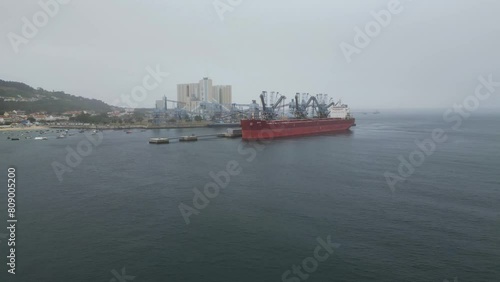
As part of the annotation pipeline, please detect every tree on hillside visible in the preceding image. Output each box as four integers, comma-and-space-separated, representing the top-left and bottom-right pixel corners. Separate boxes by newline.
70, 113, 92, 123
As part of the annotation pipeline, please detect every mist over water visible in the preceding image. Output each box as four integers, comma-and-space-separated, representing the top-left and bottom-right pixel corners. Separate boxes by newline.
2, 1, 500, 281
0, 111, 498, 281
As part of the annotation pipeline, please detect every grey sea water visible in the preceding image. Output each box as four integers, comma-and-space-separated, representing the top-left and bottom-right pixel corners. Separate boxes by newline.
0, 110, 499, 282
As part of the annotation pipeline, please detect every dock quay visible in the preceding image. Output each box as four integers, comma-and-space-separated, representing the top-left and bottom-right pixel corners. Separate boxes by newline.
149, 138, 169, 144
148, 128, 242, 144
179, 135, 198, 142
217, 128, 242, 138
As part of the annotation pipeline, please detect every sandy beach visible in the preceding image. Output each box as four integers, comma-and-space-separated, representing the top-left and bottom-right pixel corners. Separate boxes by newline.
0, 126, 50, 132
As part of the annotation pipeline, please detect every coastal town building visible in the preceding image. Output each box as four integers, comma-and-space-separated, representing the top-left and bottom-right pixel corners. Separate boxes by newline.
177, 77, 232, 111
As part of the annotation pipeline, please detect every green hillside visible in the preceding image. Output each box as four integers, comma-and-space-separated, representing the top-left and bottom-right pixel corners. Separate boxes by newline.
0, 79, 112, 114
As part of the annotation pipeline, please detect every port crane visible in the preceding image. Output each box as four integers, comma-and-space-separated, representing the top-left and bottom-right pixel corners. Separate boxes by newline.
290, 93, 342, 119
259, 91, 286, 120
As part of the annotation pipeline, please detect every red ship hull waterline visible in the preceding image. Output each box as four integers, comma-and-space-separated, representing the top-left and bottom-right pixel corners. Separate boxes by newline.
240, 118, 355, 141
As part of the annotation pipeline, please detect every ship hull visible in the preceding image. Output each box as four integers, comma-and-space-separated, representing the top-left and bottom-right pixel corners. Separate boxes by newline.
240, 118, 355, 140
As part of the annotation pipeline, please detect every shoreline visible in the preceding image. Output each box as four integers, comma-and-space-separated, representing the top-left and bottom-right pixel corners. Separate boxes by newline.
0, 126, 50, 132
0, 125, 207, 132
48, 122, 240, 130
1, 122, 241, 132
48, 124, 212, 130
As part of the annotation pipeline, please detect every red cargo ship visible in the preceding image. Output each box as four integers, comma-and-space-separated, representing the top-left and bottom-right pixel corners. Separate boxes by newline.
241, 92, 355, 140
241, 118, 355, 140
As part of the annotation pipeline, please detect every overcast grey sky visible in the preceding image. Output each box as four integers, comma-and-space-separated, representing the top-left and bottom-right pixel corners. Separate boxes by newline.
1, 0, 499, 109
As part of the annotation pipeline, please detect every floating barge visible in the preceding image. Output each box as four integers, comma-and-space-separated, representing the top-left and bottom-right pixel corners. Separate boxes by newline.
179, 135, 198, 142
149, 138, 169, 144
217, 128, 242, 138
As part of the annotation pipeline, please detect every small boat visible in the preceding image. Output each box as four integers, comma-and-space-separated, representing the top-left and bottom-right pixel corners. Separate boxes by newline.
56, 134, 66, 139
11, 137, 20, 141
34, 137, 48, 140
126, 131, 132, 134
